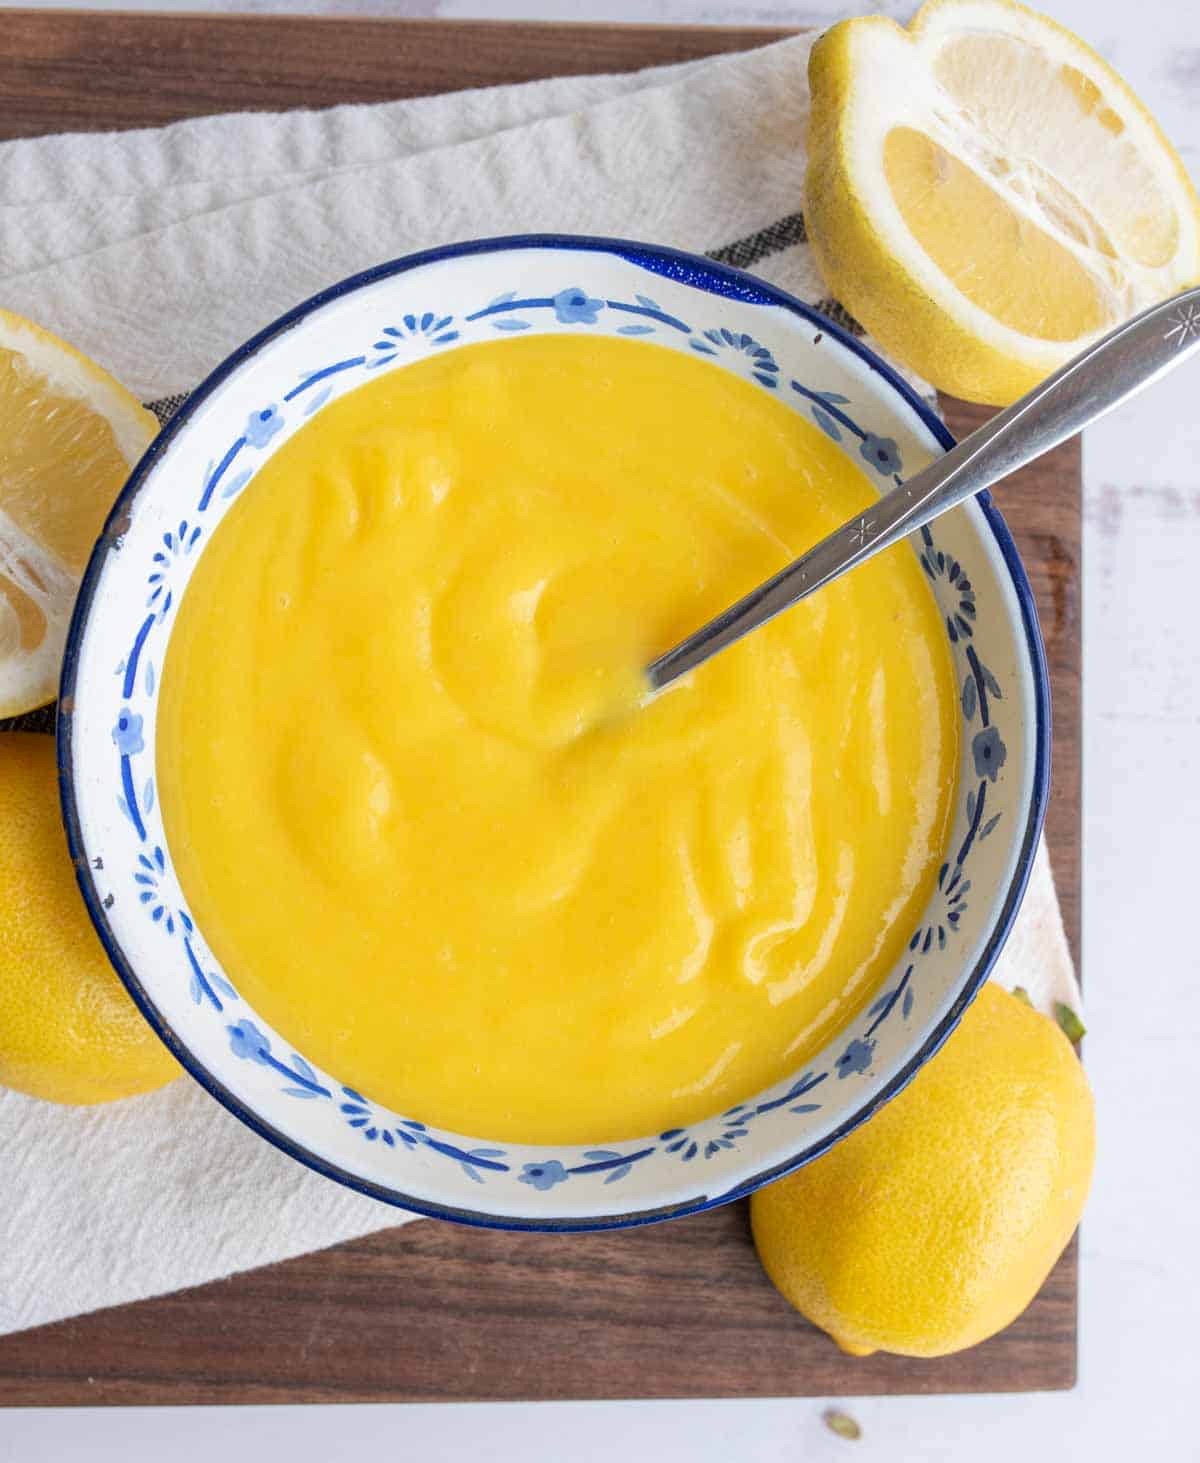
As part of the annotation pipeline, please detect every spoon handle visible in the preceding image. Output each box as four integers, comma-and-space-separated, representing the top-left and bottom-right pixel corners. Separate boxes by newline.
647, 286, 1200, 692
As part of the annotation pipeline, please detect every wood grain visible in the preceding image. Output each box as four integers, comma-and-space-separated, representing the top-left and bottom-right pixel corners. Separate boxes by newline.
0, 11, 789, 141
0, 11, 1079, 1404
0, 1213, 1076, 1406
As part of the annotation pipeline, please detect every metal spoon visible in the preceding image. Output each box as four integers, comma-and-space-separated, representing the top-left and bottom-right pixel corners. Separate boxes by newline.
646, 286, 1200, 693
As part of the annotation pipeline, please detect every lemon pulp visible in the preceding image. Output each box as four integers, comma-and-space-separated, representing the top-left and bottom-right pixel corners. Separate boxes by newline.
0, 309, 157, 716
158, 336, 958, 1142
805, 0, 1200, 404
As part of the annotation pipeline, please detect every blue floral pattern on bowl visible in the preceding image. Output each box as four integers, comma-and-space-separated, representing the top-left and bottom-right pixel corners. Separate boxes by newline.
59, 237, 1047, 1230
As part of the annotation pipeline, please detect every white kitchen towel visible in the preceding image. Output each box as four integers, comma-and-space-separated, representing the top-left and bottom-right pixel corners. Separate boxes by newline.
0, 32, 1081, 1337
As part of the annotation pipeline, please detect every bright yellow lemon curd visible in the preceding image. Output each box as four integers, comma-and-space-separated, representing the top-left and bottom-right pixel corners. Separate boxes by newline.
158, 336, 958, 1142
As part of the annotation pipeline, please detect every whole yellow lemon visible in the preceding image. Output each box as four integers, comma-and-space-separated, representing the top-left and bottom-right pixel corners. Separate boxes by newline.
0, 733, 179, 1104
750, 983, 1094, 1357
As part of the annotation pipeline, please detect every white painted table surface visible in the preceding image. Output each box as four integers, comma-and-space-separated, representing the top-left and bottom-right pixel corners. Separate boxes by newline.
1, 1, 1196, 1460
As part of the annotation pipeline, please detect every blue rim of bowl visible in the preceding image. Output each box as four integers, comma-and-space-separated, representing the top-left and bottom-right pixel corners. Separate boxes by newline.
56, 233, 1051, 1233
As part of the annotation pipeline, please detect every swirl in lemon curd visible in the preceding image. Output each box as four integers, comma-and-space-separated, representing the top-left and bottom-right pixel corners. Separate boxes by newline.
158, 336, 957, 1143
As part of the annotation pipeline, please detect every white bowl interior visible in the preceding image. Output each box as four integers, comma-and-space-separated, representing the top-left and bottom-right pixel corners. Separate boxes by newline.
62, 241, 1045, 1227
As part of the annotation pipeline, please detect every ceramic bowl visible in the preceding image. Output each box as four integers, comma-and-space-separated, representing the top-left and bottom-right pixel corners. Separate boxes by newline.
59, 236, 1048, 1230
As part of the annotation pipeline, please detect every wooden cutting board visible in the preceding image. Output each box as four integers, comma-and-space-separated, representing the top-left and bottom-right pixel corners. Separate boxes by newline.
0, 10, 1080, 1403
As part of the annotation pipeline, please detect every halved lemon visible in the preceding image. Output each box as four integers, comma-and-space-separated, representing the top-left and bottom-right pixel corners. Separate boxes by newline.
806, 0, 1200, 404
0, 310, 157, 718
